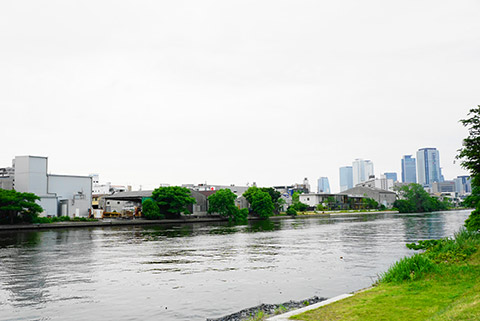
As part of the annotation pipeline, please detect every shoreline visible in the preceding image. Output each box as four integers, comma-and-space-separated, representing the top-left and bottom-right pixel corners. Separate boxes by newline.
0, 210, 400, 232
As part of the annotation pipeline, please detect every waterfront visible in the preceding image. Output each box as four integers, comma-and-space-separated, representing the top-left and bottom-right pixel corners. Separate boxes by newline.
0, 210, 471, 321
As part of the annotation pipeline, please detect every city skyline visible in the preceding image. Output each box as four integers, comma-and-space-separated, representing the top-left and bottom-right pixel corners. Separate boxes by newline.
2, 144, 466, 195
1, 1, 476, 193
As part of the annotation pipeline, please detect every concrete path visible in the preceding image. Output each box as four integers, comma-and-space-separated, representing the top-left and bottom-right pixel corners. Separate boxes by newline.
266, 293, 353, 321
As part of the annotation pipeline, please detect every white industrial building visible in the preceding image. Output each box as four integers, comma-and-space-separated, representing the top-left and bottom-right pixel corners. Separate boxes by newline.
5, 156, 92, 218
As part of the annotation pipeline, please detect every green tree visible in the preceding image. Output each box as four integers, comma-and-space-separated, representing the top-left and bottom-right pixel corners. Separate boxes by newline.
142, 198, 164, 220
291, 202, 308, 212
0, 189, 43, 224
286, 207, 297, 216
243, 186, 259, 204
244, 187, 275, 219
393, 183, 448, 213
326, 196, 336, 210
151, 186, 196, 219
259, 187, 282, 214
292, 191, 301, 204
208, 189, 242, 222
457, 105, 480, 231
363, 197, 379, 209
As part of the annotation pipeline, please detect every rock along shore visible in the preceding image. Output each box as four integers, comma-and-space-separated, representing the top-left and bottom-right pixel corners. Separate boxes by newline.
206, 296, 326, 321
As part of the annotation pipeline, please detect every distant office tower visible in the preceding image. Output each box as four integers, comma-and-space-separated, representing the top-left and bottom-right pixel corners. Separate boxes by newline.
416, 148, 443, 187
384, 172, 398, 182
454, 175, 472, 195
339, 166, 353, 192
401, 155, 417, 183
317, 177, 331, 194
352, 159, 374, 186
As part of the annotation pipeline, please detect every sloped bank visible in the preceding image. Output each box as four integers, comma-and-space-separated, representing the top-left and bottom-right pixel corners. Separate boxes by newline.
286, 229, 480, 321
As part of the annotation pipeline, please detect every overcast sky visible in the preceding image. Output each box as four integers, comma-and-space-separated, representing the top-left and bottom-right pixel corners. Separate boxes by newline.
1, 1, 479, 192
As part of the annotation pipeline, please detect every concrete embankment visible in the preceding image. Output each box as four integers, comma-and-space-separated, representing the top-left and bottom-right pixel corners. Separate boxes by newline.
0, 210, 399, 232
0, 217, 232, 231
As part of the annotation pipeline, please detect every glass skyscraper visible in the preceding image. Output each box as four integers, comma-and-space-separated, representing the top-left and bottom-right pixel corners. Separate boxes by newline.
317, 177, 331, 193
339, 166, 353, 192
401, 155, 417, 183
416, 148, 443, 187
384, 172, 398, 182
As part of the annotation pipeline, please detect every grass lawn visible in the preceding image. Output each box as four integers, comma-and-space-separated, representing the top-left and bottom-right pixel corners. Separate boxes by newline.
291, 232, 480, 321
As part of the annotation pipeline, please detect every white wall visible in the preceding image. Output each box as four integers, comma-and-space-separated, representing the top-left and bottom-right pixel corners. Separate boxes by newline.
299, 194, 321, 207
14, 156, 49, 195
37, 196, 59, 217
48, 175, 92, 217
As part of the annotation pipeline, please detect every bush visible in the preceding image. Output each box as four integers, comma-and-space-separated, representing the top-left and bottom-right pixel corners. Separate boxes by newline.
292, 202, 308, 212
286, 207, 297, 216
407, 229, 480, 263
465, 209, 480, 232
380, 254, 436, 283
32, 216, 72, 223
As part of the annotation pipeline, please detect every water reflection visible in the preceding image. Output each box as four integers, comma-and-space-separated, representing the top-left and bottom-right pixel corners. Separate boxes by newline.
0, 210, 471, 321
0, 229, 96, 313
245, 219, 280, 232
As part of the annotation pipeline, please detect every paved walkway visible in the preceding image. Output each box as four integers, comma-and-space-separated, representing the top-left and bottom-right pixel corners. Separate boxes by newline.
266, 293, 353, 321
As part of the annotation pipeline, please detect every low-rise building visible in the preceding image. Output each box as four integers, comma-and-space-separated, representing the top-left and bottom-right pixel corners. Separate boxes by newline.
3, 156, 92, 217
356, 176, 395, 192
0, 167, 14, 190
299, 193, 367, 210
432, 181, 456, 194
182, 183, 249, 196
341, 186, 397, 208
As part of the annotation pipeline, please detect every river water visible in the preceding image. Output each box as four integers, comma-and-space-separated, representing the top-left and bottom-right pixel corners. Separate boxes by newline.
0, 210, 471, 321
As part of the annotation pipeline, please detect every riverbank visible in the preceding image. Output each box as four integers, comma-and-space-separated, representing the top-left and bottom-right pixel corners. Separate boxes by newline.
286, 229, 480, 321
0, 210, 399, 231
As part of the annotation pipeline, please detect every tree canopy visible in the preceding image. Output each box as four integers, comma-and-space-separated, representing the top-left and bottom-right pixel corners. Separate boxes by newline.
207, 189, 244, 222
243, 187, 275, 219
0, 189, 43, 224
151, 186, 196, 219
142, 198, 163, 220
393, 183, 449, 213
457, 105, 480, 231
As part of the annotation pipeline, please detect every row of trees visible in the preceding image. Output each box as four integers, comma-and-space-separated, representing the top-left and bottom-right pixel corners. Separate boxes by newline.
207, 186, 283, 222
0, 189, 43, 224
141, 186, 284, 222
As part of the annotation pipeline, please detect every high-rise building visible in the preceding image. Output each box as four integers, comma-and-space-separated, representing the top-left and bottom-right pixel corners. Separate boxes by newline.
416, 148, 443, 187
317, 177, 331, 194
339, 166, 353, 192
401, 155, 417, 183
383, 172, 398, 182
352, 159, 374, 186
454, 175, 472, 195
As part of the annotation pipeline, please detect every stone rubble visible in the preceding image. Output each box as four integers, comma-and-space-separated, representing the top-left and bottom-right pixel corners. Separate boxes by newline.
206, 296, 326, 321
